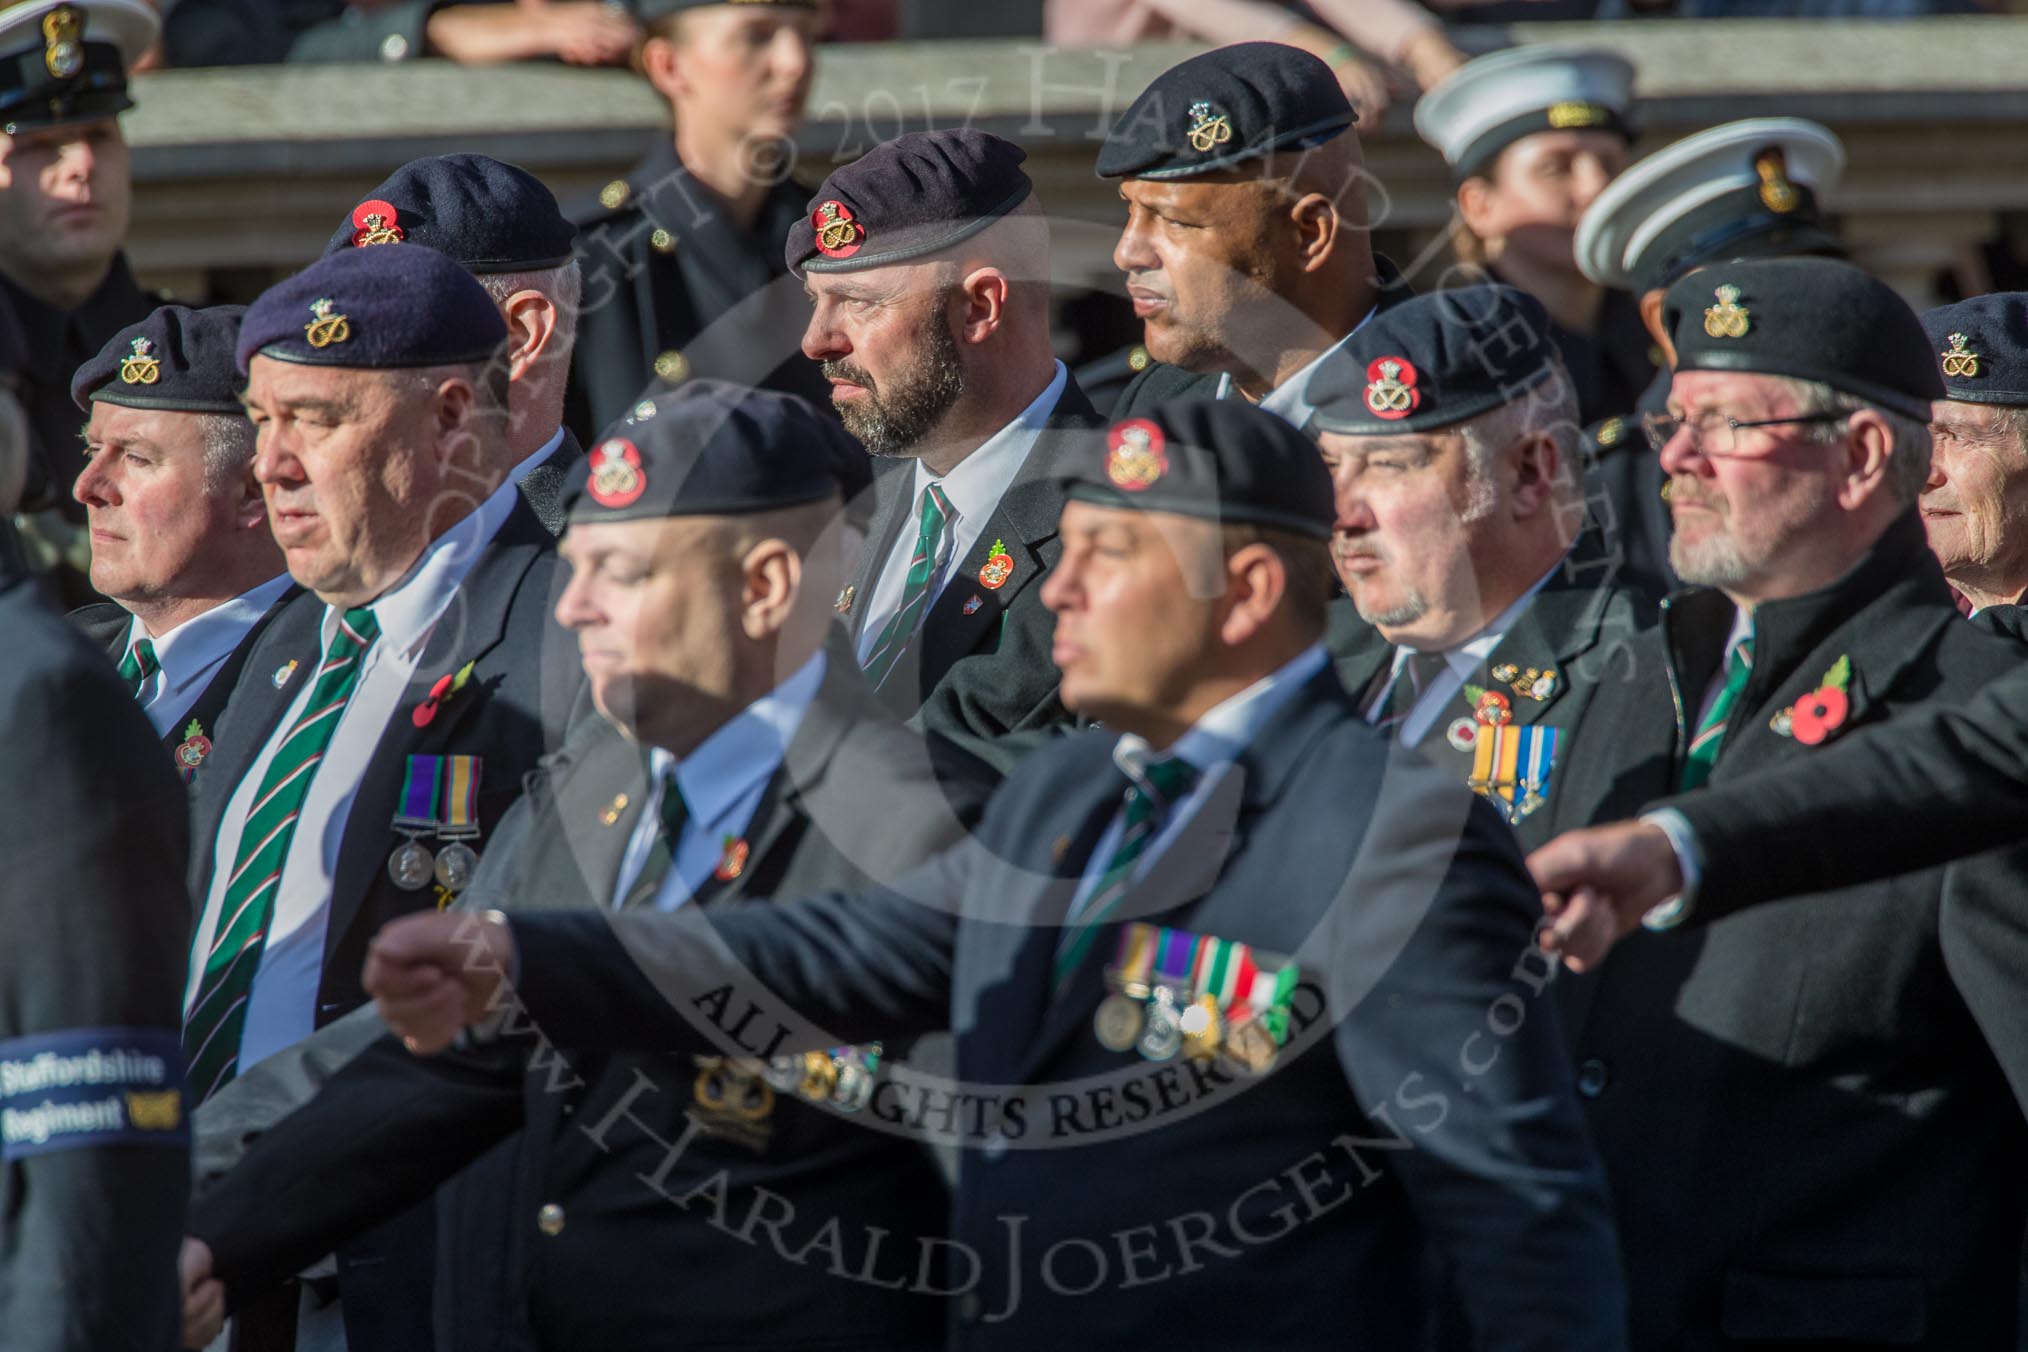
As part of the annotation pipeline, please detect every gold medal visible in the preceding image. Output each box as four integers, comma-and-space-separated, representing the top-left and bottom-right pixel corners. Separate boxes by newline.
1093, 992, 1145, 1053
798, 1050, 839, 1102
1222, 1015, 1279, 1075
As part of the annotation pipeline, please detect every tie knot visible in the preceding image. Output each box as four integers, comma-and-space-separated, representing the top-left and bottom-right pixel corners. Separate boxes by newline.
658, 767, 691, 840
334, 606, 381, 655
1730, 636, 1754, 672
121, 636, 159, 683
1137, 756, 1199, 810
922, 482, 952, 529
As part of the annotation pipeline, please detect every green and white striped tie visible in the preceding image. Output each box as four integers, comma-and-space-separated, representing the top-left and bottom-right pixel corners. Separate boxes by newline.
183, 607, 380, 1103
117, 636, 159, 698
861, 483, 952, 691
1680, 635, 1752, 792
1052, 757, 1201, 994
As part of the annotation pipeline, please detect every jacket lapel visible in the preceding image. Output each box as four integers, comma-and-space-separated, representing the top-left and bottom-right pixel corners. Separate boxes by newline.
842, 461, 917, 642
324, 504, 550, 951
914, 379, 1101, 686
1013, 669, 1347, 1079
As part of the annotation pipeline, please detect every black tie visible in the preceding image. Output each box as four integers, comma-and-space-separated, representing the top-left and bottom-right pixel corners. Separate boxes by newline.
1378, 650, 1446, 728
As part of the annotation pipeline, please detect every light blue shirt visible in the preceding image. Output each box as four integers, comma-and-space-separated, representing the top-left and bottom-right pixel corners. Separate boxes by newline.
613, 648, 827, 911
124, 572, 294, 737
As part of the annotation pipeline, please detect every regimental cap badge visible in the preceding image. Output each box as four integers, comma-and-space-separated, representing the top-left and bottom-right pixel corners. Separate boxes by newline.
1547, 101, 1608, 129
812, 199, 864, 260
1942, 332, 1981, 379
1363, 356, 1420, 420
1753, 147, 1800, 214
42, 4, 83, 80
350, 198, 405, 247
1106, 419, 1168, 491
1186, 100, 1233, 155
587, 436, 646, 509
304, 297, 351, 348
119, 336, 160, 385
1703, 284, 1750, 340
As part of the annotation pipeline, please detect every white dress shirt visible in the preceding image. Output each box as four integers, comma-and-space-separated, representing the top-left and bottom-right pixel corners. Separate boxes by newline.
1212, 303, 1381, 429
124, 572, 294, 738
611, 649, 827, 911
185, 475, 524, 1074
1368, 559, 1563, 749
855, 361, 1068, 663
1067, 644, 1329, 922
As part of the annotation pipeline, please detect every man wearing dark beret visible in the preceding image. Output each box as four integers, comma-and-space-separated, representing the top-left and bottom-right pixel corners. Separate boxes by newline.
0, 277, 193, 1352
0, 0, 160, 604
366, 396, 1629, 1351
1100, 41, 1411, 427
174, 244, 578, 1352
793, 127, 1102, 746
321, 152, 586, 533
1310, 285, 1657, 851
64, 304, 296, 768
181, 381, 992, 1352
1913, 294, 2028, 638
567, 0, 831, 444
1524, 256, 2028, 1352
1574, 117, 1849, 599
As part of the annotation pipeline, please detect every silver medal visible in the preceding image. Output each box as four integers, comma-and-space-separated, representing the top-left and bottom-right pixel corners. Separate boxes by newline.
1135, 991, 1184, 1062
388, 838, 434, 891
434, 841, 480, 892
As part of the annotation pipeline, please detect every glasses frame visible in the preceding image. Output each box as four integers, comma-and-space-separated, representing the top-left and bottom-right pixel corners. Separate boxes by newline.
1640, 410, 1850, 455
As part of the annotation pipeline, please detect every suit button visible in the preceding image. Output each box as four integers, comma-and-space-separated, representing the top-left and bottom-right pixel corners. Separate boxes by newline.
537, 1203, 566, 1237
981, 1133, 1009, 1163
958, 1291, 982, 1325
1576, 1059, 1609, 1099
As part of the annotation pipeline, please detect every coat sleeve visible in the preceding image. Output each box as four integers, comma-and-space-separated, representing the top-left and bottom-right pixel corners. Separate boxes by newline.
1663, 662, 2028, 916
0, 644, 192, 1352
1328, 762, 1628, 1351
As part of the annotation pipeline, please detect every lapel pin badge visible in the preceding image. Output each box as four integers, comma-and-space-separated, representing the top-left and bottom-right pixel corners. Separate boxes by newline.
272, 658, 299, 689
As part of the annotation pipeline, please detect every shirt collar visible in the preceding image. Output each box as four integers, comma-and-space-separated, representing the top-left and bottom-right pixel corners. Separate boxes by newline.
655, 647, 828, 832
911, 360, 1067, 524
334, 472, 523, 659
511, 428, 566, 486
1112, 643, 1329, 781
133, 572, 294, 683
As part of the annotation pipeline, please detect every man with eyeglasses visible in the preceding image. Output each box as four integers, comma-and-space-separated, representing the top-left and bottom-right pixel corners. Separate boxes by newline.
1530, 255, 2028, 1352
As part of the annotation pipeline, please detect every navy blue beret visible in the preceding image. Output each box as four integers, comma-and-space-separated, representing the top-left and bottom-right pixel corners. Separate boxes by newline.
566, 380, 867, 525
1663, 257, 1943, 422
1064, 399, 1332, 539
786, 129, 1031, 277
1095, 42, 1355, 181
318, 153, 575, 274
1311, 286, 1560, 436
237, 246, 508, 374
1922, 294, 2028, 408
72, 303, 247, 414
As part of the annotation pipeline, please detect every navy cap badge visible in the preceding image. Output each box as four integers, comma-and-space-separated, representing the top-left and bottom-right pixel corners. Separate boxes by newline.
42, 5, 83, 80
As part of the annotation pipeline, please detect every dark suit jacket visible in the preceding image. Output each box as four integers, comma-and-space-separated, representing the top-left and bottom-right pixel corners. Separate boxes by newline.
1326, 531, 1658, 851
1542, 513, 2028, 1351
563, 139, 831, 445
185, 497, 575, 1351
191, 652, 994, 1352
0, 562, 191, 1352
503, 664, 1628, 1350
69, 586, 303, 764
843, 377, 1101, 745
